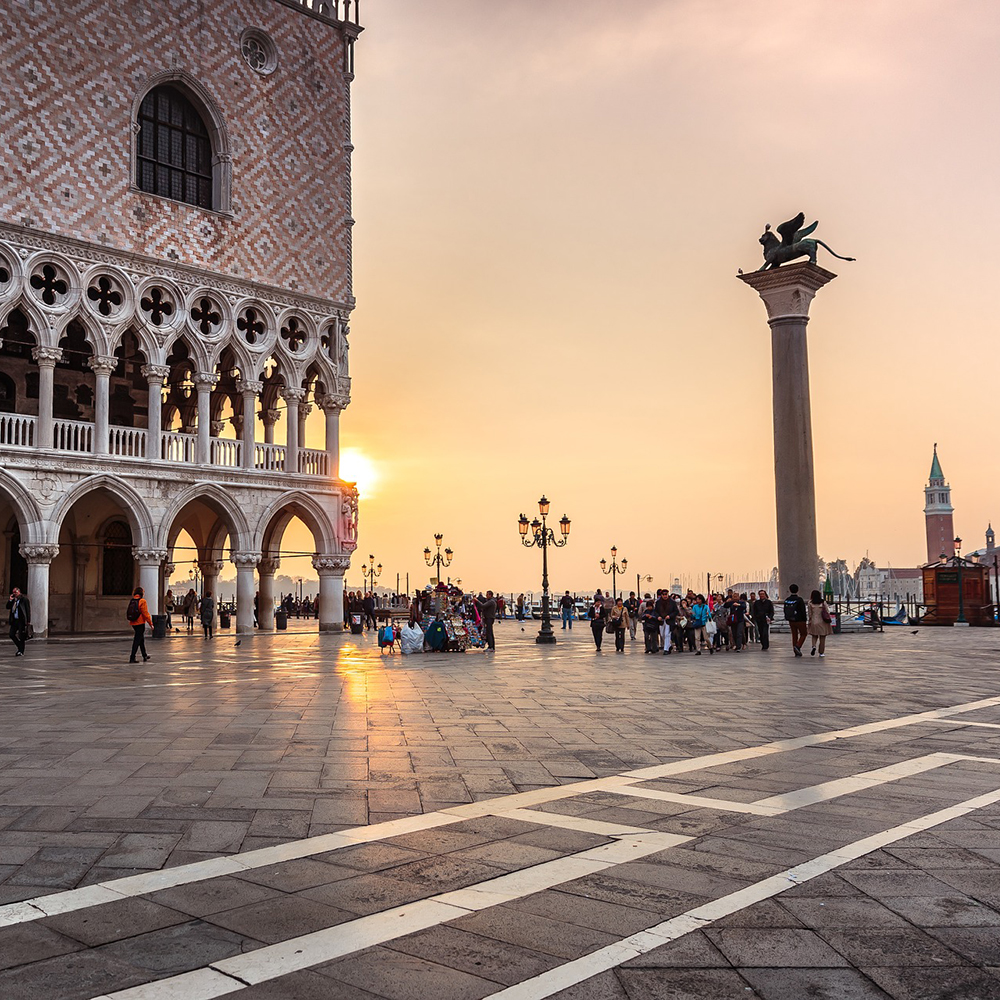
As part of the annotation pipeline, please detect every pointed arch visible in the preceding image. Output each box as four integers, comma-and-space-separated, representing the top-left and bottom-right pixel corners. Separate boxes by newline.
160, 482, 252, 552
256, 490, 338, 557
0, 470, 44, 545
51, 475, 156, 548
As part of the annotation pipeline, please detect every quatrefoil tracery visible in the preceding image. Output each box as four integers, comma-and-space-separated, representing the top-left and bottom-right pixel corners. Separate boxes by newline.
29, 264, 68, 305
191, 297, 222, 336
280, 316, 306, 352
87, 275, 123, 317
238, 307, 266, 345
140, 286, 174, 326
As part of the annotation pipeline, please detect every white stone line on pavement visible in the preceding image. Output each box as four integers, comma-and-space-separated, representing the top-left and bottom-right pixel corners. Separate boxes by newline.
481, 783, 1000, 1000
89, 833, 689, 999
928, 718, 1000, 730
499, 808, 655, 836
6, 691, 1000, 930
606, 786, 783, 816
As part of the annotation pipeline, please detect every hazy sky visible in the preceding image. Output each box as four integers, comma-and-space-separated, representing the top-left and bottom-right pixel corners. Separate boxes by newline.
288, 0, 1000, 595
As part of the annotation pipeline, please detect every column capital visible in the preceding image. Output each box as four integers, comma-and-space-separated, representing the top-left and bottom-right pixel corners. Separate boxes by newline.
141, 364, 170, 382
317, 392, 351, 413
88, 354, 118, 377
231, 551, 261, 570
133, 546, 168, 565
237, 379, 264, 396
198, 559, 226, 575
737, 262, 837, 323
258, 556, 281, 575
262, 408, 281, 425
193, 372, 219, 389
163, 562, 176, 578
31, 346, 63, 368
20, 543, 59, 564
210, 419, 226, 437
279, 386, 307, 403
299, 403, 313, 419
313, 554, 351, 574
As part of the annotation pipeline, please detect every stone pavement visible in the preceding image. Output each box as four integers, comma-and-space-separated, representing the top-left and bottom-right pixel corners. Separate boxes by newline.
2, 622, 1000, 998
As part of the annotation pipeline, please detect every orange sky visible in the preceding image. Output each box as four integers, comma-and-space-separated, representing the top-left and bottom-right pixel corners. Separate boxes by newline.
281, 0, 1000, 595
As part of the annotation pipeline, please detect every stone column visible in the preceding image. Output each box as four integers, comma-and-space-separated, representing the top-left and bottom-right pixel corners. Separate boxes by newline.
231, 551, 260, 635
72, 547, 90, 633
298, 403, 312, 455
262, 408, 280, 445
133, 547, 167, 616
194, 372, 219, 465
280, 387, 306, 474
31, 347, 62, 450
317, 392, 350, 478
20, 543, 58, 639
257, 556, 280, 631
313, 554, 350, 632
89, 355, 118, 455
237, 379, 263, 471
141, 364, 169, 461
739, 262, 836, 596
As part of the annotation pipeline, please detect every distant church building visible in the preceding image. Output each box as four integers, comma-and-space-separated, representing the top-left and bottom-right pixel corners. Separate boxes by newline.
0, 1, 363, 635
924, 444, 955, 564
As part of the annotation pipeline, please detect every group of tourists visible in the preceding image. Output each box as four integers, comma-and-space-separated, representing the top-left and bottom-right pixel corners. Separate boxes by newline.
583, 584, 833, 657
163, 588, 217, 639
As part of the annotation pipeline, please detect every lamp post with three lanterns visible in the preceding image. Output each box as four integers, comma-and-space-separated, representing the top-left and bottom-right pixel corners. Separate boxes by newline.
424, 534, 453, 584
600, 546, 627, 602
363, 554, 382, 596
518, 496, 571, 645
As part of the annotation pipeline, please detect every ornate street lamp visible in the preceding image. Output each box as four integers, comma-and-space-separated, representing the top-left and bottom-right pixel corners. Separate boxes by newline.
518, 496, 570, 645
363, 553, 382, 595
599, 546, 627, 602
424, 533, 453, 584
954, 536, 967, 625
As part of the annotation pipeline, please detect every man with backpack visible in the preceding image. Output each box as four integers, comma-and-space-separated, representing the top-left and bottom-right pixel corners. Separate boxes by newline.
783, 584, 808, 657
127, 586, 153, 663
624, 592, 639, 641
559, 591, 574, 629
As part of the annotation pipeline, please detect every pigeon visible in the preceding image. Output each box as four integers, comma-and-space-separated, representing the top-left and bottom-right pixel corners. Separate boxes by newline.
910, 630, 918, 635
737, 268, 744, 274
235, 640, 242, 646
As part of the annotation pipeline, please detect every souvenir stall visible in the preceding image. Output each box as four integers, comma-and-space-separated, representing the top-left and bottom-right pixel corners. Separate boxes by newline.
419, 586, 486, 652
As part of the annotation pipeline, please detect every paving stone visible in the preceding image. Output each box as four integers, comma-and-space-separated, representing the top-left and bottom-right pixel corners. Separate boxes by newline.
779, 896, 912, 929
614, 967, 754, 999
878, 894, 1000, 928
549, 970, 630, 999
924, 927, 1000, 965
0, 921, 85, 971
300, 871, 433, 915
41, 897, 189, 946
98, 919, 261, 974
705, 927, 851, 968
144, 874, 283, 916
861, 965, 1000, 1000
205, 893, 355, 943
622, 930, 731, 968
815, 927, 970, 967
738, 967, 892, 999
237, 969, 383, 998
0, 948, 148, 999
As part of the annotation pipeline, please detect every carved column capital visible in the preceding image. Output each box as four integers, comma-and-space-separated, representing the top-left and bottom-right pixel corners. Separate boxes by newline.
133, 547, 168, 566
299, 403, 313, 419
279, 386, 307, 404
198, 559, 226, 575
88, 354, 118, 377
31, 346, 63, 368
141, 364, 170, 383
236, 379, 264, 396
258, 556, 281, 576
262, 408, 281, 425
313, 554, 351, 574
317, 392, 351, 413
163, 563, 176, 578
193, 372, 219, 390
231, 551, 261, 570
210, 420, 226, 437
20, 543, 59, 564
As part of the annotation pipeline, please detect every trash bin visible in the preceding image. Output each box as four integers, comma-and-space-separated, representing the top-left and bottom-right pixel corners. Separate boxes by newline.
151, 614, 167, 640
275, 610, 288, 630
219, 611, 231, 629
350, 613, 363, 635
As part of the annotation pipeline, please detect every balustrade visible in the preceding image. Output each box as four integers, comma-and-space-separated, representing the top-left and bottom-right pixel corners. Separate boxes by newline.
0, 413, 36, 448
210, 437, 242, 468
255, 442, 286, 472
162, 431, 196, 464
52, 418, 93, 454
109, 426, 147, 459
299, 448, 329, 477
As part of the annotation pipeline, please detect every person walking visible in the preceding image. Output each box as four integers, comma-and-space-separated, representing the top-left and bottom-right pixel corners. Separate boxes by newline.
752, 590, 774, 650
625, 592, 639, 642
475, 590, 497, 650
164, 589, 175, 630
183, 588, 197, 631
639, 599, 661, 654
726, 593, 747, 652
609, 597, 630, 653
559, 591, 574, 630
807, 589, 834, 657
362, 591, 376, 630
783, 584, 808, 657
127, 586, 153, 663
589, 596, 608, 651
655, 590, 678, 654
690, 594, 713, 654
516, 593, 525, 621
200, 591, 216, 639
6, 587, 31, 657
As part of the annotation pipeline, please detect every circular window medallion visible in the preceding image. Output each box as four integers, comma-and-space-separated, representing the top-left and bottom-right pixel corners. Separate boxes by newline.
240, 28, 278, 76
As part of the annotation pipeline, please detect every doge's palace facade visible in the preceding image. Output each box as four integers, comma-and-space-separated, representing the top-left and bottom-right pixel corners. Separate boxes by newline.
0, 0, 362, 635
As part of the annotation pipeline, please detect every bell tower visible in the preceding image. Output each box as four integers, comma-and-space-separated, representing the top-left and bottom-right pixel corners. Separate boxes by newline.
924, 444, 955, 563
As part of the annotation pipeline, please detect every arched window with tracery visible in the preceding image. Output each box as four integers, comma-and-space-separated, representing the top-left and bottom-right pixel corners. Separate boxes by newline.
136, 86, 213, 210
102, 520, 134, 596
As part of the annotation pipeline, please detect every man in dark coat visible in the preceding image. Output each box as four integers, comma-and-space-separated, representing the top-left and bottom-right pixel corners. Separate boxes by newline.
475, 590, 497, 650
751, 590, 775, 651
7, 587, 31, 656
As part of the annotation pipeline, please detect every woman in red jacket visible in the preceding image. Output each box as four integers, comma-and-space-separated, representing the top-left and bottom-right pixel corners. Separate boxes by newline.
128, 586, 153, 663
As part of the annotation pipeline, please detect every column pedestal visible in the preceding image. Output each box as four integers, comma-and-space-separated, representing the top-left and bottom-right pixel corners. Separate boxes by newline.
739, 263, 836, 596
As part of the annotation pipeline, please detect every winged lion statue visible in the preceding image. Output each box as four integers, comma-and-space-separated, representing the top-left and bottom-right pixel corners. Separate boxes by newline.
757, 213, 855, 271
